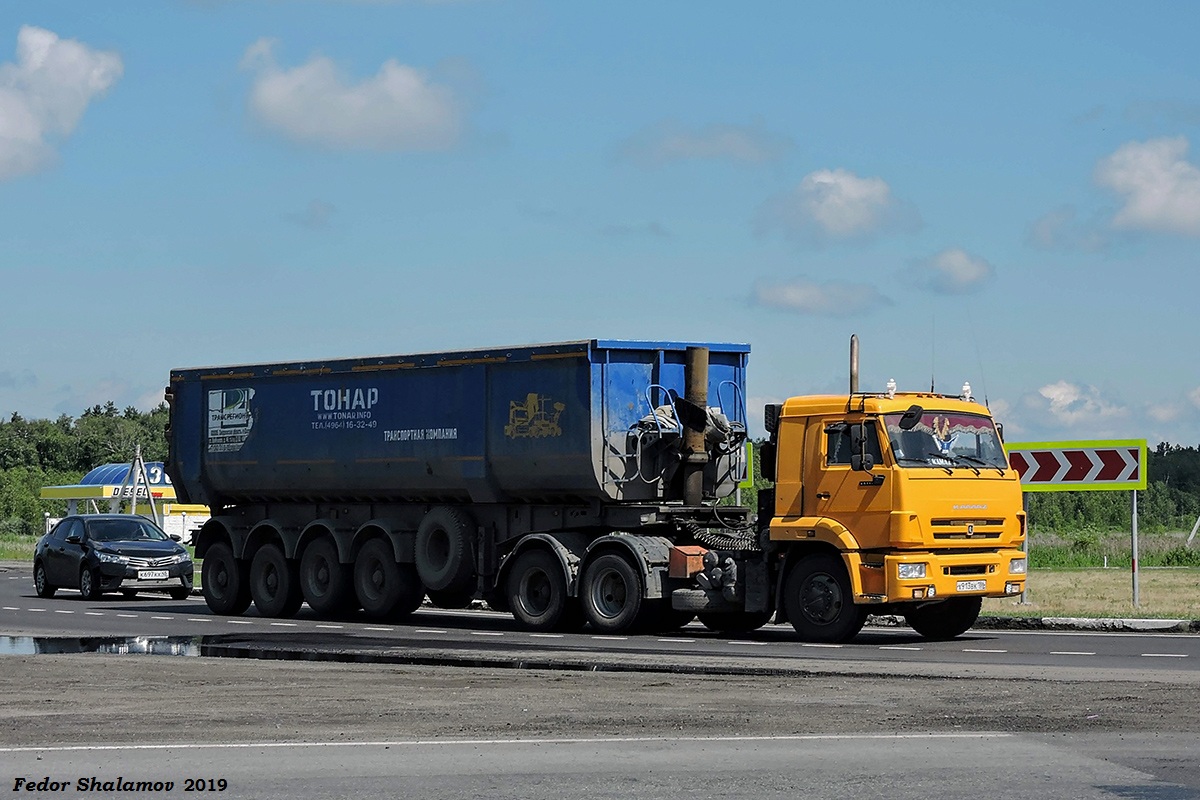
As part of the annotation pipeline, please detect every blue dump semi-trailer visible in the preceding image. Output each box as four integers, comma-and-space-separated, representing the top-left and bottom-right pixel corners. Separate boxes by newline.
167, 340, 762, 634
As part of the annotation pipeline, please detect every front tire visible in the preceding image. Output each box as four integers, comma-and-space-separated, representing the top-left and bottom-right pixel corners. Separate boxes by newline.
78, 567, 101, 601
905, 596, 982, 640
201, 541, 252, 615
249, 544, 303, 618
34, 561, 56, 598
783, 554, 867, 643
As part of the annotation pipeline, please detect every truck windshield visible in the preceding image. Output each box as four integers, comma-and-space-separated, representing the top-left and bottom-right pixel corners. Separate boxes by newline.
883, 411, 1007, 471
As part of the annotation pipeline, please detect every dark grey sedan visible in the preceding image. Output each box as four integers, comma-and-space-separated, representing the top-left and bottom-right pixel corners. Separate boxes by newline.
33, 514, 194, 601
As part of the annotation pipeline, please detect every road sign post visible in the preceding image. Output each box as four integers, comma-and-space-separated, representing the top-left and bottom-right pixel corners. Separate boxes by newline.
1006, 439, 1148, 607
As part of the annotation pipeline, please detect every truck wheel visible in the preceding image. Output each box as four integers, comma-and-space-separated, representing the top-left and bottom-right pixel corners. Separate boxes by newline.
580, 553, 646, 634
905, 597, 982, 640
415, 507, 476, 593
250, 544, 303, 618
201, 541, 251, 615
507, 549, 578, 632
300, 538, 355, 615
353, 539, 424, 620
783, 554, 867, 643
698, 610, 772, 634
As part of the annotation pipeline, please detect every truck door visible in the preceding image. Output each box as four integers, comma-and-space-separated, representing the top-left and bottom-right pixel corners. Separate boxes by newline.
805, 418, 892, 548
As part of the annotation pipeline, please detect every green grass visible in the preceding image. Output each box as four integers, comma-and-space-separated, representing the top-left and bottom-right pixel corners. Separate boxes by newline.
0, 533, 36, 561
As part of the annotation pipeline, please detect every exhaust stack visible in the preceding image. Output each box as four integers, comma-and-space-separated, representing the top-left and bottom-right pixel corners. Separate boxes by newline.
682, 346, 709, 506
849, 334, 859, 394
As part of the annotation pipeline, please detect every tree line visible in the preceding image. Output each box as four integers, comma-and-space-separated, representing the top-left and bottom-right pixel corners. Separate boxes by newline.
1, 406, 1199, 538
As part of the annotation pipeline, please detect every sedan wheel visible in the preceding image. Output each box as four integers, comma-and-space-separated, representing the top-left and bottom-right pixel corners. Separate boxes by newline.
34, 562, 56, 598
78, 567, 101, 601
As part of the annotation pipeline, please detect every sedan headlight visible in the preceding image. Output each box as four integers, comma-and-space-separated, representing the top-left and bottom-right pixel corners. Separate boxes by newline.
897, 562, 927, 580
1009, 557, 1027, 575
96, 551, 129, 565
173, 551, 193, 565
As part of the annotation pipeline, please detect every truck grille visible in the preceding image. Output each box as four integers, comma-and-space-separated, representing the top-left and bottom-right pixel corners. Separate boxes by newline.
944, 564, 990, 576
931, 518, 1004, 540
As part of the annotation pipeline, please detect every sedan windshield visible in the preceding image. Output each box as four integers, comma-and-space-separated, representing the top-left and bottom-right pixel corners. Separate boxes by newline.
884, 411, 1008, 471
86, 519, 170, 542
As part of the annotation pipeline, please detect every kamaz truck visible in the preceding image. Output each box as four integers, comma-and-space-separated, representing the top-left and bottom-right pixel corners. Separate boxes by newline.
165, 337, 1026, 642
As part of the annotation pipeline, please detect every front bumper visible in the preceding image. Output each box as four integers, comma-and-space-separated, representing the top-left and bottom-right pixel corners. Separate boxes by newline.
851, 549, 1026, 604
96, 561, 194, 593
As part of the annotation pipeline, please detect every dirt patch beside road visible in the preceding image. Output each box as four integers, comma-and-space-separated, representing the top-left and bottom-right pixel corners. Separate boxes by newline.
2, 655, 1198, 747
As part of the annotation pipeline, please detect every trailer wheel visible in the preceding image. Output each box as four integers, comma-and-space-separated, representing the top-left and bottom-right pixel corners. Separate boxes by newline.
201, 541, 251, 616
580, 553, 646, 634
353, 539, 424, 620
300, 538, 355, 615
250, 544, 303, 618
415, 507, 476, 593
698, 610, 771, 634
904, 596, 982, 640
783, 554, 867, 643
507, 549, 581, 632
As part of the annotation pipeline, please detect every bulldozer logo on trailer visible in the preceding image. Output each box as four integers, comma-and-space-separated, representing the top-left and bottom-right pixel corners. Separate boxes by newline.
505, 393, 565, 439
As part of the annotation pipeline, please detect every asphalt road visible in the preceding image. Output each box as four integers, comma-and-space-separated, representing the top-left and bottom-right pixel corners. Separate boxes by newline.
3, 563, 1198, 675
4, 560, 1200, 798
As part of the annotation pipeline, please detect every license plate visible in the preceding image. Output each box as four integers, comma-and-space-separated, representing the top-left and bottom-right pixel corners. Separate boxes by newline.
138, 570, 169, 580
956, 579, 987, 592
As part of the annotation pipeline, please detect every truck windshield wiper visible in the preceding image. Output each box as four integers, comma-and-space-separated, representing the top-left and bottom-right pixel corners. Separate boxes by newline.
956, 453, 1006, 475
895, 455, 953, 474
925, 452, 975, 474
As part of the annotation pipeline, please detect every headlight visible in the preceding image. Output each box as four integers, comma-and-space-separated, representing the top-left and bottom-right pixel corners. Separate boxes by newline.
897, 562, 927, 580
96, 551, 128, 565
173, 552, 193, 565
1009, 557, 1027, 575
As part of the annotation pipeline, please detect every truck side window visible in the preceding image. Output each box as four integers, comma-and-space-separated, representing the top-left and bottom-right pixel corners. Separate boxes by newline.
826, 421, 882, 466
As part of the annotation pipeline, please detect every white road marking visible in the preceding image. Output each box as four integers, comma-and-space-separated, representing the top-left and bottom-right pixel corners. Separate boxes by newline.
53, 610, 73, 614
28, 608, 47, 613
729, 640, 766, 646
269, 622, 297, 627
529, 633, 563, 639
2, 606, 19, 611
1141, 653, 1188, 658
591, 636, 628, 641
879, 645, 922, 651
116, 613, 137, 618
801, 643, 842, 649
963, 648, 1007, 653
470, 631, 504, 637
186, 618, 211, 623
415, 629, 447, 634
0, 732, 1013, 754
226, 620, 253, 625
363, 626, 393, 632
657, 638, 695, 643
151, 616, 174, 620
84, 612, 103, 617
315, 624, 344, 629
1050, 651, 1095, 656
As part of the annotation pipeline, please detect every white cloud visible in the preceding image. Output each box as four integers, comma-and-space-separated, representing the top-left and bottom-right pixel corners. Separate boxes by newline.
907, 248, 994, 294
752, 277, 890, 317
1095, 136, 1200, 235
756, 168, 918, 244
241, 38, 462, 150
618, 120, 792, 167
1035, 380, 1126, 426
0, 26, 122, 180
1188, 387, 1200, 410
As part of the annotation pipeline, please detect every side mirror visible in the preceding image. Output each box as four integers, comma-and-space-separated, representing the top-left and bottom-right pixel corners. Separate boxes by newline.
65, 534, 81, 545
849, 423, 874, 472
995, 423, 1005, 442
170, 534, 182, 542
898, 405, 924, 431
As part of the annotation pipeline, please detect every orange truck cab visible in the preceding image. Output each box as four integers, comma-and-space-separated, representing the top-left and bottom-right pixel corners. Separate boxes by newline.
760, 390, 1026, 642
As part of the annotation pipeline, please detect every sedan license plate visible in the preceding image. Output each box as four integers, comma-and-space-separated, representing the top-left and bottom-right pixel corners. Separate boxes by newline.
138, 570, 169, 581
956, 579, 987, 592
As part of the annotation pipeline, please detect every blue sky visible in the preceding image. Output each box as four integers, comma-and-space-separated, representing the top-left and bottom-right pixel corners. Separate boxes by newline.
1, 2, 1198, 445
